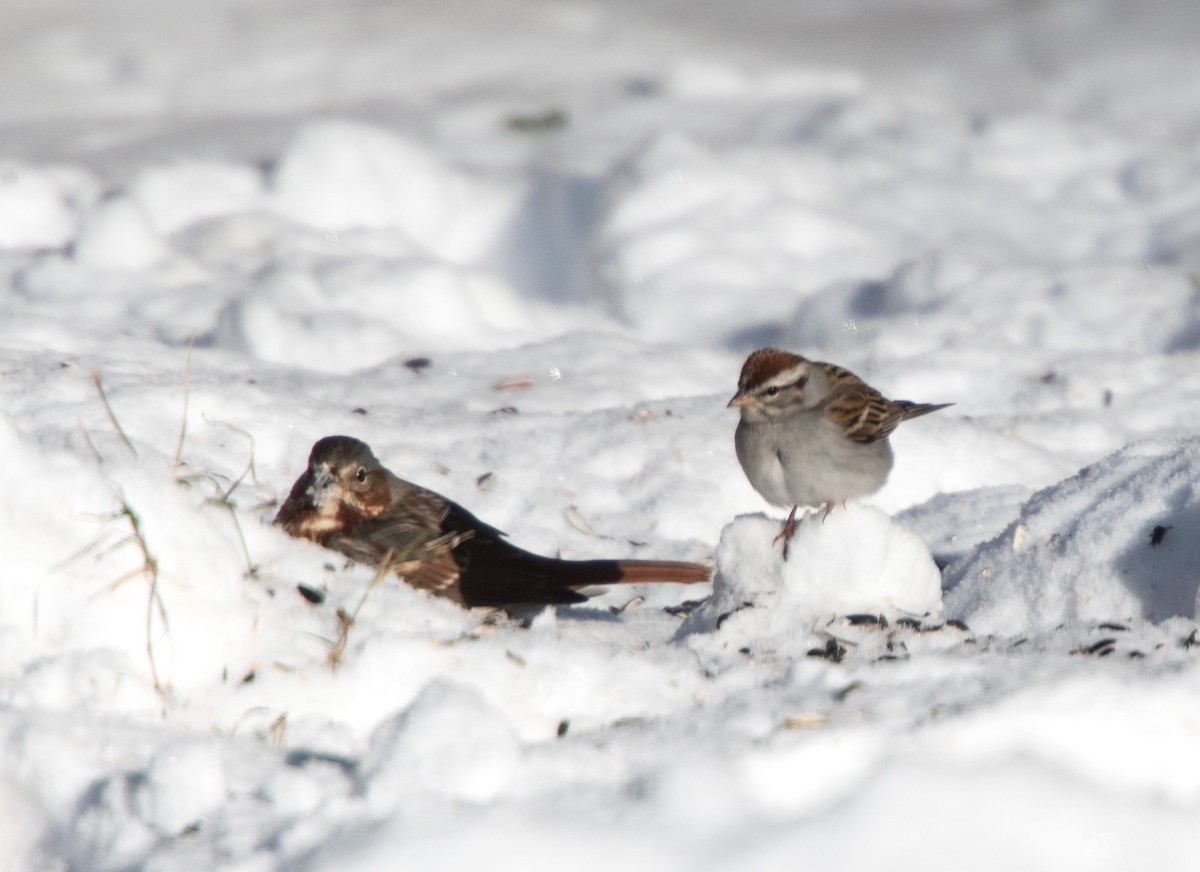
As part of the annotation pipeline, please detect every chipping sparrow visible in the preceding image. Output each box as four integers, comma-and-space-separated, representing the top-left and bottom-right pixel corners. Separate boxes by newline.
276, 436, 711, 607
728, 348, 951, 557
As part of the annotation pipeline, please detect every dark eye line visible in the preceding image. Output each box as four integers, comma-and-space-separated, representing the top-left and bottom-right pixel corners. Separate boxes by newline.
764, 375, 807, 398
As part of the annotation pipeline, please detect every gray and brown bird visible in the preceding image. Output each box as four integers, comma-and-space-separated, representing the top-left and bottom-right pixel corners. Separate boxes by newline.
276, 436, 711, 608
729, 348, 951, 556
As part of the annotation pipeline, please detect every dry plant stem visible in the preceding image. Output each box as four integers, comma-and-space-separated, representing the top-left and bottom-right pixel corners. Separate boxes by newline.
172, 340, 194, 469
220, 502, 256, 576
179, 468, 258, 577
118, 491, 171, 697
226, 706, 288, 745
204, 416, 267, 494
328, 548, 396, 668
267, 712, 288, 746
176, 413, 262, 576
78, 423, 104, 464
92, 370, 137, 458
211, 430, 261, 576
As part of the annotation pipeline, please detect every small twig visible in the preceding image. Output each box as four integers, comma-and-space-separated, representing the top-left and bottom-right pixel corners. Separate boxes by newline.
211, 497, 256, 577
328, 549, 396, 668
224, 706, 289, 746
266, 711, 288, 747
92, 370, 137, 458
77, 422, 104, 464
203, 415, 266, 496
172, 340, 194, 469
117, 490, 170, 697
177, 454, 260, 577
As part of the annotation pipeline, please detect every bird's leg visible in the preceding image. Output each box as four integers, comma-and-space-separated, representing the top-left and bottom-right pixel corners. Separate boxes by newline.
774, 505, 799, 560
820, 500, 843, 523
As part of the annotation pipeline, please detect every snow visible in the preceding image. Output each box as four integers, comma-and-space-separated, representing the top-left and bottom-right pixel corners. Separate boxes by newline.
945, 438, 1200, 633
3, 0, 1200, 869
679, 506, 943, 661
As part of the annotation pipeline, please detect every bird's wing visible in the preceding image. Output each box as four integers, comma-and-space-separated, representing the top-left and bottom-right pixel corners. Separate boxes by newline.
818, 361, 951, 443
821, 380, 904, 444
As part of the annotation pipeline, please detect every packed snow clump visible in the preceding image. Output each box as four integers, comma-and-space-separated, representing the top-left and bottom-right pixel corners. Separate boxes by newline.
945, 438, 1200, 634
679, 505, 942, 659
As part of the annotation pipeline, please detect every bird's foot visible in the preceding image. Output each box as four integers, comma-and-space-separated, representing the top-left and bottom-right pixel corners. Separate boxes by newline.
774, 506, 799, 561
820, 500, 845, 523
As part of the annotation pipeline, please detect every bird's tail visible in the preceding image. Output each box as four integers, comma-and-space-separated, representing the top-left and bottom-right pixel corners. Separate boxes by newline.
562, 558, 712, 587
897, 401, 954, 421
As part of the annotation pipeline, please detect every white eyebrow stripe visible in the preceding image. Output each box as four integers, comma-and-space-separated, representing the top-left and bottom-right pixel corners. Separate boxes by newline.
763, 364, 808, 389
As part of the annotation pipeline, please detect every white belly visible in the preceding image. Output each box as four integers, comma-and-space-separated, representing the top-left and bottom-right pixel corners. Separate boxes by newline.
734, 414, 893, 508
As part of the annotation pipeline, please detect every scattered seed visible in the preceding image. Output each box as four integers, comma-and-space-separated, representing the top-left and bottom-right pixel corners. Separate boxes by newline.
505, 650, 526, 667
946, 619, 970, 632
494, 375, 535, 391
1097, 622, 1128, 632
630, 408, 653, 422
403, 357, 432, 372
564, 505, 595, 536
351, 407, 368, 416
1150, 525, 1172, 547
783, 712, 830, 729
610, 595, 644, 615
845, 613, 888, 628
610, 717, 648, 729
505, 106, 569, 133
834, 681, 864, 702
1071, 638, 1117, 656
490, 406, 520, 415
715, 601, 754, 629
297, 583, 326, 605
807, 638, 847, 662
556, 719, 570, 738
663, 598, 705, 617
476, 471, 495, 491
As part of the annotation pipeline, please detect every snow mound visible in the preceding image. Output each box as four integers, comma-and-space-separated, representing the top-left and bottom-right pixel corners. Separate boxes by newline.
131, 159, 264, 236
271, 120, 517, 263
212, 256, 552, 371
678, 506, 942, 658
945, 438, 1200, 635
361, 680, 520, 809
0, 162, 100, 250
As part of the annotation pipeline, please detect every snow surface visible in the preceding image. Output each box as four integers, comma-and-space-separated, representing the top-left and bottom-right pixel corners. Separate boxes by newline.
3, 0, 1200, 869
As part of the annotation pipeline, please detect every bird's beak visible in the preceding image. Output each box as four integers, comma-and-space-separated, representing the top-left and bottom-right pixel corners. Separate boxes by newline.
305, 465, 339, 508
728, 392, 753, 408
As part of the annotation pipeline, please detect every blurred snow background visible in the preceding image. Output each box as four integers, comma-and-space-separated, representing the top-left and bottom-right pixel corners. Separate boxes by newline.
3, 0, 1200, 869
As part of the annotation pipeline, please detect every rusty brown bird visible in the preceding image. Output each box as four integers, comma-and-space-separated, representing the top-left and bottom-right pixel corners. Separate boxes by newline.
275, 435, 711, 608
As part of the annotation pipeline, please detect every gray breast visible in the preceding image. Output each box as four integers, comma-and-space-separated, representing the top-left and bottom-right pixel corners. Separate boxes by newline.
736, 413, 894, 507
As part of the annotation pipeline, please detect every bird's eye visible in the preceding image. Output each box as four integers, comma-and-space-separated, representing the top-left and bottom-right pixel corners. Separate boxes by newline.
355, 467, 368, 484
765, 386, 780, 396
795, 375, 808, 389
